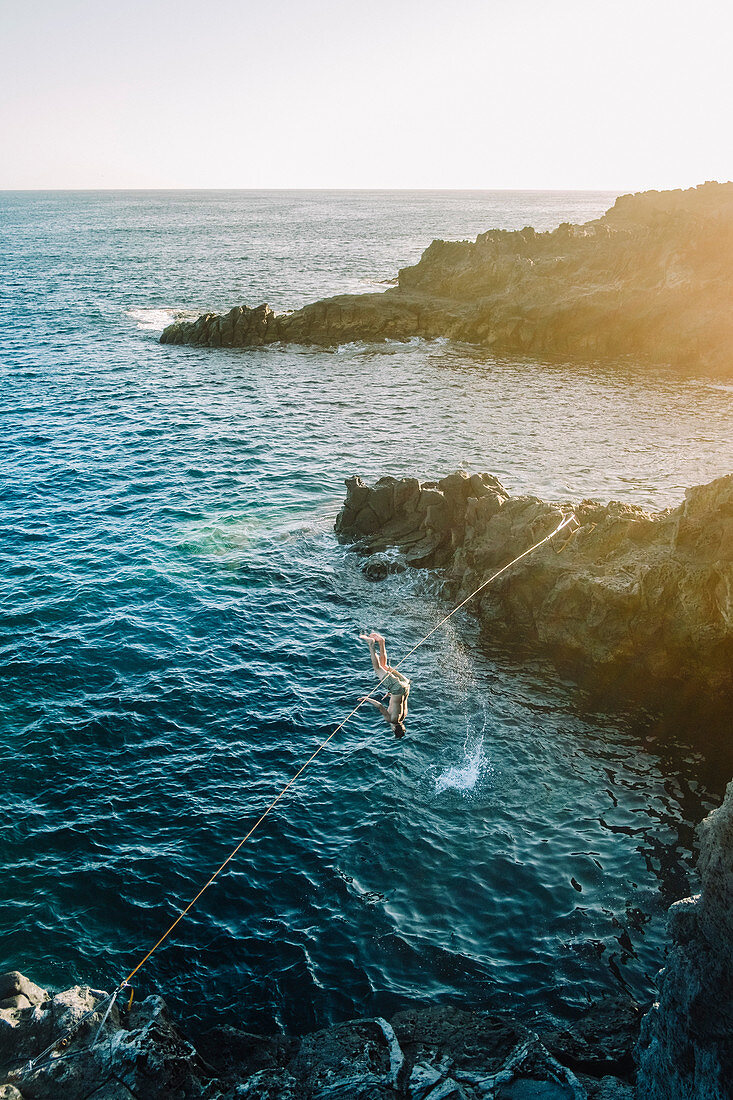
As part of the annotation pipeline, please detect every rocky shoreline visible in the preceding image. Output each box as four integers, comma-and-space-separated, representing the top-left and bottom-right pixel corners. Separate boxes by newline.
160, 182, 733, 377
2, 781, 730, 1098
636, 782, 733, 1099
0, 974, 639, 1099
335, 470, 733, 722
0, 976, 641, 1100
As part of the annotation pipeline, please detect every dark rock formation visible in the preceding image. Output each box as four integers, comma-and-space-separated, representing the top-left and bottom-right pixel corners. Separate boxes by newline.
161, 182, 733, 377
335, 471, 733, 713
539, 997, 642, 1081
636, 779, 733, 1100
1, 976, 639, 1099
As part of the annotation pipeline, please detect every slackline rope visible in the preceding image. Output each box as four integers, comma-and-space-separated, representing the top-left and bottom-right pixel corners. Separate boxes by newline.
22, 509, 575, 1073
122, 509, 576, 985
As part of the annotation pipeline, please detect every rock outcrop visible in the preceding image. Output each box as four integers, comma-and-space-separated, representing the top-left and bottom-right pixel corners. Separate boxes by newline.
161, 182, 733, 377
636, 779, 733, 1099
0, 973, 638, 1099
335, 471, 733, 713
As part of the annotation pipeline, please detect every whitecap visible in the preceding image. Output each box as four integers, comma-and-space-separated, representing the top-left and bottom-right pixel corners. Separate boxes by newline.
125, 307, 197, 331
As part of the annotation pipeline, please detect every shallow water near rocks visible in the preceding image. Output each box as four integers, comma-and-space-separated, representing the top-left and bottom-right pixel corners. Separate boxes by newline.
1, 190, 731, 1037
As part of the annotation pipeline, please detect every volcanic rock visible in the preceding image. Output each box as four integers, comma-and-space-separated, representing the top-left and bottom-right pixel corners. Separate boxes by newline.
335, 471, 733, 714
635, 780, 733, 1099
161, 182, 733, 377
1, 988, 604, 1099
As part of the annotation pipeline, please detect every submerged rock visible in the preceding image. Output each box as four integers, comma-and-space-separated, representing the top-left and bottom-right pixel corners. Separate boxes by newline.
335, 470, 733, 716
160, 182, 733, 377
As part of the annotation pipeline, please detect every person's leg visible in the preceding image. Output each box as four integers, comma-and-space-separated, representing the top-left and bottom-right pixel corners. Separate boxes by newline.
360, 635, 383, 677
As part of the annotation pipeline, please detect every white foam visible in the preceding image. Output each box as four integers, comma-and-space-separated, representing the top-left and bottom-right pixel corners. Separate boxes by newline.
125, 307, 196, 331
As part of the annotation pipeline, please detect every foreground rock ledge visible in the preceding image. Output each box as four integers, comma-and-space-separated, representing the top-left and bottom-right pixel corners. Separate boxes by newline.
160, 182, 733, 376
3, 782, 731, 1097
335, 470, 733, 711
0, 974, 637, 1099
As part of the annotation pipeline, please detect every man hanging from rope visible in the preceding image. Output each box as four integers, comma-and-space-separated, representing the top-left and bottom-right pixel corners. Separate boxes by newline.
359, 631, 410, 738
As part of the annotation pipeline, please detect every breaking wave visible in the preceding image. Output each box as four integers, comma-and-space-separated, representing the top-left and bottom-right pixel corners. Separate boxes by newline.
125, 307, 197, 331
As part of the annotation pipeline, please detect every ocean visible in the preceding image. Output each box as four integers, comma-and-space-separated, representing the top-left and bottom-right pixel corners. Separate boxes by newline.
1, 189, 731, 1037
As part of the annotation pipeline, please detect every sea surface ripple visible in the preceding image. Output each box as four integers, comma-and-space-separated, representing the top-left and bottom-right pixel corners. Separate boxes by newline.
1, 190, 731, 1035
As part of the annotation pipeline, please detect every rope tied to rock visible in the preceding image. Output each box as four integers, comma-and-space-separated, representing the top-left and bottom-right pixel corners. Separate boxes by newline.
21, 983, 129, 1075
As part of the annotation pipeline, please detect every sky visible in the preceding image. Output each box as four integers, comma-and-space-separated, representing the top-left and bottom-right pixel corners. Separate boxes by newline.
1, 0, 731, 190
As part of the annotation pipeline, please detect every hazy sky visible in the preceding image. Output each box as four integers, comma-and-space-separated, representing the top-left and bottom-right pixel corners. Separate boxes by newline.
1, 0, 731, 189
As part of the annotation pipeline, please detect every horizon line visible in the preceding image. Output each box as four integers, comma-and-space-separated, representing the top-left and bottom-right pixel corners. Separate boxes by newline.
0, 185, 638, 194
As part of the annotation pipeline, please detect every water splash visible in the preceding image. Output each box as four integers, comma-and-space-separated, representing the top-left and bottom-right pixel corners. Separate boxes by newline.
434, 703, 493, 796
428, 636, 490, 795
434, 735, 487, 795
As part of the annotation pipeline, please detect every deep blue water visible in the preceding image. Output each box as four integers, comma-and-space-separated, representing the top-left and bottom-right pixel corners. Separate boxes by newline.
1, 190, 731, 1037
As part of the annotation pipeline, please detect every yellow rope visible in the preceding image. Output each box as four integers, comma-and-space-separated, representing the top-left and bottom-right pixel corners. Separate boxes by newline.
123, 510, 575, 986
123, 686, 381, 982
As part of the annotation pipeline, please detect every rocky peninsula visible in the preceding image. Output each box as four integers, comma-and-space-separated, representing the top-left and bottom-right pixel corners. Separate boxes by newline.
160, 182, 733, 377
335, 470, 733, 722
3, 780, 730, 1098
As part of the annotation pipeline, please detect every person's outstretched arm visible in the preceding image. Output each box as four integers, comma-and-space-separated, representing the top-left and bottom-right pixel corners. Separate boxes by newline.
359, 696, 391, 723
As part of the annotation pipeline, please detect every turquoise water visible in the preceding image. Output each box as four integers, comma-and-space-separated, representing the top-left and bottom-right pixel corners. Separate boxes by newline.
1, 190, 731, 1037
